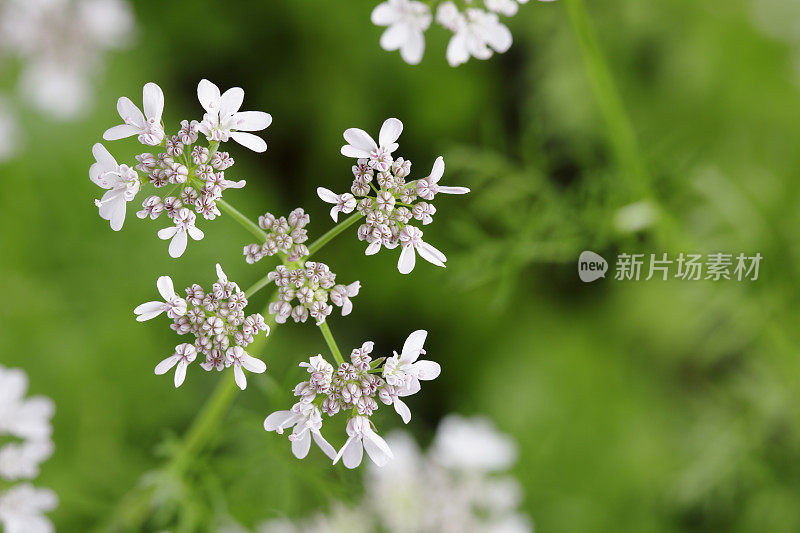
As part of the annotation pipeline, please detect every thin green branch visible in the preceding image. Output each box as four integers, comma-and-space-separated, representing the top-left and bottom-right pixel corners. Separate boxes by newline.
307, 212, 364, 258
318, 320, 344, 365
217, 199, 268, 242
95, 290, 278, 532
564, 0, 651, 199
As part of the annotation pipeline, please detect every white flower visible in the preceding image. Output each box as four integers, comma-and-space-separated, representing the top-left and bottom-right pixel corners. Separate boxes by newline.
485, 0, 520, 16
0, 367, 54, 442
154, 343, 197, 388
89, 143, 140, 231
382, 330, 441, 396
133, 275, 187, 322
0, 484, 58, 533
0, 441, 54, 482
157, 207, 205, 258
330, 281, 361, 316
225, 346, 267, 390
415, 156, 470, 200
103, 82, 165, 146
264, 402, 336, 460
333, 416, 394, 469
430, 415, 518, 472
196, 79, 272, 152
341, 117, 403, 172
397, 226, 447, 274
444, 8, 513, 67
378, 384, 412, 424
316, 188, 357, 222
371, 0, 432, 65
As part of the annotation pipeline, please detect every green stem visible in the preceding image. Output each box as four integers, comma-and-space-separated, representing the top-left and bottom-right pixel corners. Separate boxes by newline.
217, 199, 268, 242
307, 212, 364, 258
318, 320, 344, 365
564, 0, 651, 199
94, 291, 278, 533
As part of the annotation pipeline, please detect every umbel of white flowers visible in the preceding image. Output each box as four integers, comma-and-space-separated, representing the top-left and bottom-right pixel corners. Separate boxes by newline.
264, 330, 440, 468
371, 0, 557, 66
0, 365, 58, 533
319, 117, 469, 274
89, 79, 271, 257
134, 264, 269, 390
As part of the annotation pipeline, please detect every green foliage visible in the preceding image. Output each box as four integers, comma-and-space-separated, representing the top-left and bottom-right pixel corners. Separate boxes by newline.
2, 0, 800, 531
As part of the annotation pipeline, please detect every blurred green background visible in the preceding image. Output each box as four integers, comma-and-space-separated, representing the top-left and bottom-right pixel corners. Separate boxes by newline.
3, 0, 800, 530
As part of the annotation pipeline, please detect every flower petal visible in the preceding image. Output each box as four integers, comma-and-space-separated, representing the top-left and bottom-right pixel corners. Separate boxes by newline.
116, 96, 144, 128
264, 410, 296, 432
379, 118, 403, 149
142, 82, 164, 121
394, 397, 412, 424
92, 143, 117, 172
156, 275, 175, 301
134, 301, 166, 321
168, 229, 188, 258
397, 244, 416, 274
341, 145, 372, 158
174, 360, 188, 387
341, 437, 364, 469
312, 430, 337, 460
231, 111, 272, 132
241, 354, 266, 374
429, 156, 444, 183
154, 354, 179, 375
363, 428, 394, 466
234, 364, 247, 390
316, 187, 339, 204
414, 359, 441, 381
291, 431, 312, 459
401, 330, 427, 362
230, 131, 267, 152
371, 2, 401, 25
197, 79, 221, 113
219, 87, 245, 118
416, 241, 447, 267
437, 186, 470, 194
400, 28, 426, 65
103, 124, 139, 141
343, 128, 377, 153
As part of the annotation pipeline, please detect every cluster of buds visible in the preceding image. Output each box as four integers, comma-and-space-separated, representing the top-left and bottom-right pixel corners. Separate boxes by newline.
319, 118, 469, 274
134, 264, 269, 390
264, 330, 440, 468
243, 208, 311, 264
266, 262, 361, 325
89, 79, 271, 257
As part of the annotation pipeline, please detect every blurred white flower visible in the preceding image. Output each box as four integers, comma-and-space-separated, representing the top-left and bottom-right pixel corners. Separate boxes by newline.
371, 0, 432, 65
197, 79, 272, 152
0, 365, 57, 533
445, 8, 513, 67
430, 415, 518, 472
0, 0, 134, 121
0, 484, 58, 533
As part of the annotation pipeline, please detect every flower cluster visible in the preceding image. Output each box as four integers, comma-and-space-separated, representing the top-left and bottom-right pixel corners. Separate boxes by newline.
90, 79, 271, 257
264, 330, 441, 469
257, 415, 532, 533
243, 208, 311, 264
266, 262, 361, 325
320, 118, 469, 274
0, 0, 133, 121
0, 365, 58, 533
134, 264, 269, 390
371, 0, 555, 66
